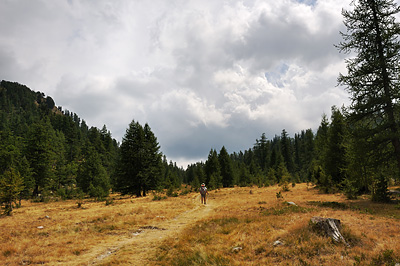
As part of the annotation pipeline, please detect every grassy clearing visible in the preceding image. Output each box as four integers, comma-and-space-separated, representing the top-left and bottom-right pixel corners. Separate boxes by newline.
0, 191, 196, 265
1, 184, 400, 265
154, 184, 400, 266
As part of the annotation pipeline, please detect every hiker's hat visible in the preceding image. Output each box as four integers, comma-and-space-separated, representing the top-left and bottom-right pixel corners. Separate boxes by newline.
201, 183, 205, 186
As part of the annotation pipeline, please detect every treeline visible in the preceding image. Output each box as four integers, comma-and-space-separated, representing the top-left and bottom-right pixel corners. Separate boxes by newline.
0, 81, 184, 214
1, 77, 399, 216
186, 0, 400, 204
186, 105, 399, 202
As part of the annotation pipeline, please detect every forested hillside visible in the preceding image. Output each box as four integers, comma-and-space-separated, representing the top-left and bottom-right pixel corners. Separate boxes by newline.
186, 103, 398, 202
0, 80, 185, 214
1, 74, 399, 216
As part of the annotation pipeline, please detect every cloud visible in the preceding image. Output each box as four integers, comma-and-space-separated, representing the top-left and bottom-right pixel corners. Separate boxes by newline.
0, 0, 352, 167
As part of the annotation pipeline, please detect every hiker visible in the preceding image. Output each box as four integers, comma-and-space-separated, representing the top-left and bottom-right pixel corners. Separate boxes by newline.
199, 183, 209, 204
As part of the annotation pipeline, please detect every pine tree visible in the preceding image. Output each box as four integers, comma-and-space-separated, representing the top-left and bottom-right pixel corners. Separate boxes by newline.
77, 144, 110, 200
324, 107, 348, 189
114, 120, 144, 196
25, 118, 57, 198
219, 146, 235, 187
337, 0, 400, 175
253, 133, 270, 172
142, 123, 163, 195
114, 120, 162, 197
280, 129, 294, 173
205, 149, 221, 187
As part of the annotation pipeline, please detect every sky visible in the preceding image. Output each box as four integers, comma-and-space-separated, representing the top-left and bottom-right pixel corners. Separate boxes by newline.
0, 0, 354, 167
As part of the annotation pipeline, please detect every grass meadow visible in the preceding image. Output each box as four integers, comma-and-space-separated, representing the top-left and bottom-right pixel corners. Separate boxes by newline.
1, 184, 400, 265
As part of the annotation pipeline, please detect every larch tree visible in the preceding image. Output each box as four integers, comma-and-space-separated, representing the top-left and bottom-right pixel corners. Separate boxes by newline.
337, 0, 400, 175
0, 167, 24, 215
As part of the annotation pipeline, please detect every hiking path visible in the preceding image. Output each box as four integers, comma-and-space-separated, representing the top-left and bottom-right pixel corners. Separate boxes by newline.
73, 193, 217, 265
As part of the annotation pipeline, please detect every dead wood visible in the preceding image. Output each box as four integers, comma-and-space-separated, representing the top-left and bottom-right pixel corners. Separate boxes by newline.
310, 216, 350, 247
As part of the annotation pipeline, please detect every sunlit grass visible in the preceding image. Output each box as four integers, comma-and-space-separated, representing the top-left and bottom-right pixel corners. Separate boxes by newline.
153, 184, 400, 266
0, 190, 197, 265
1, 184, 400, 265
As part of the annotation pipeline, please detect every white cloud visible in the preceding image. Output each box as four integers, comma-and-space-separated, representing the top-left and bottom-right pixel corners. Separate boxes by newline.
0, 0, 353, 167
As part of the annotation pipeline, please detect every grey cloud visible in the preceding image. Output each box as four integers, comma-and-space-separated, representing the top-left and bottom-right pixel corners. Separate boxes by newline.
230, 3, 345, 73
0, 0, 352, 167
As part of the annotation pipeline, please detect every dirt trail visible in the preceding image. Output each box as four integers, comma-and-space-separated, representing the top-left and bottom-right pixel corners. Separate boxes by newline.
77, 194, 217, 265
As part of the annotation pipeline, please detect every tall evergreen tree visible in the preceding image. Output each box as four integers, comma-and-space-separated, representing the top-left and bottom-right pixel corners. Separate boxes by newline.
314, 114, 329, 163
25, 118, 57, 197
253, 133, 270, 172
324, 107, 348, 188
337, 0, 400, 175
280, 129, 294, 173
142, 123, 163, 195
114, 120, 144, 196
114, 120, 162, 197
77, 144, 110, 199
218, 146, 235, 187
205, 149, 221, 187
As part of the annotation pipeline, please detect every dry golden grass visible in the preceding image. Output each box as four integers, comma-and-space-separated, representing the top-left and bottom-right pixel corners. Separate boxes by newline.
154, 184, 400, 266
0, 191, 197, 265
1, 184, 400, 265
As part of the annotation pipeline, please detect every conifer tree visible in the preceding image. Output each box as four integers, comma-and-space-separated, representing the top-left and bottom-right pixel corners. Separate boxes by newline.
25, 118, 57, 198
324, 107, 348, 187
280, 129, 294, 174
337, 0, 400, 175
142, 123, 163, 195
219, 146, 235, 187
205, 149, 221, 187
253, 133, 270, 172
0, 167, 24, 215
114, 120, 162, 197
77, 144, 110, 200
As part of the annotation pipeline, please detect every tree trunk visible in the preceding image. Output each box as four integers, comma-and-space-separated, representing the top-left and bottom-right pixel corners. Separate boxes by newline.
370, 0, 400, 174
310, 217, 350, 247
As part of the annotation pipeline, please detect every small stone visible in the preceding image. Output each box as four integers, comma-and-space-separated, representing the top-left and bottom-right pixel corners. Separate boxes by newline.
37, 226, 44, 229
287, 202, 297, 206
273, 240, 284, 246
231, 246, 242, 252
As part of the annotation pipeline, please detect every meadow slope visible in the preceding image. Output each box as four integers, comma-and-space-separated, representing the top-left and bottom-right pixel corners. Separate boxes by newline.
1, 184, 400, 265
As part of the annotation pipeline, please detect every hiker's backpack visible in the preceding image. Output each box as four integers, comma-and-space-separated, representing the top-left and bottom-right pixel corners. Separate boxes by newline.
200, 186, 207, 195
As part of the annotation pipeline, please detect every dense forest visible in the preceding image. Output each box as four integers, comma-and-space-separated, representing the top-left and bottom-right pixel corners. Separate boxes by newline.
0, 80, 185, 214
0, 79, 398, 216
2, 0, 400, 216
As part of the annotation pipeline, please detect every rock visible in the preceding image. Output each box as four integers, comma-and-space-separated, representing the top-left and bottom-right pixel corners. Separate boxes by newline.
37, 226, 44, 229
286, 202, 297, 206
273, 240, 284, 246
231, 246, 242, 252
310, 217, 349, 247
